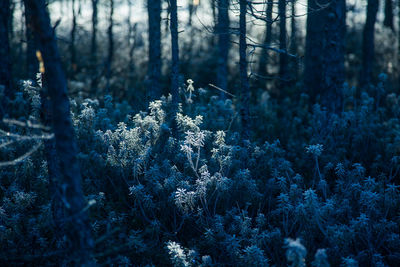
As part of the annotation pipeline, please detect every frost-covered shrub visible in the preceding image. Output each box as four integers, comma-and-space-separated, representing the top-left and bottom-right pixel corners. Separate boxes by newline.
1, 76, 400, 266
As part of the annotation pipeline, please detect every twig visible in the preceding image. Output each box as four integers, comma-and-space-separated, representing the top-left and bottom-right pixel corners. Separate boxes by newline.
208, 84, 236, 97
0, 142, 42, 167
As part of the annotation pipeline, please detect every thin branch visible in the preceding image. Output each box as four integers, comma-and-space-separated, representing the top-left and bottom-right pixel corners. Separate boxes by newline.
0, 142, 42, 167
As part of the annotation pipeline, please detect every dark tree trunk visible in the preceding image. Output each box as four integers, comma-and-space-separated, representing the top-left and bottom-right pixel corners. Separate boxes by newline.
239, 0, 250, 139
90, 0, 98, 93
70, 0, 77, 77
304, 0, 346, 112
24, 0, 38, 81
321, 0, 346, 112
9, 0, 14, 45
289, 0, 298, 80
106, 0, 114, 93
398, 0, 400, 85
188, 0, 194, 26
127, 0, 136, 89
360, 0, 379, 87
258, 0, 273, 79
170, 0, 180, 106
384, 0, 394, 30
211, 0, 217, 27
39, 75, 65, 241
0, 0, 12, 103
23, 0, 94, 264
148, 0, 162, 99
278, 0, 288, 86
210, 0, 217, 45
216, 0, 230, 95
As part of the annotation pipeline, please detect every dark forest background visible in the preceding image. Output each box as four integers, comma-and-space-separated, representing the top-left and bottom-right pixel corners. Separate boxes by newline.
1, 0, 400, 266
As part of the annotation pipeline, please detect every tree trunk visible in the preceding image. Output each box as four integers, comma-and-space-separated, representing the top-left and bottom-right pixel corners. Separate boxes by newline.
216, 0, 230, 95
24, 0, 38, 81
170, 0, 180, 106
278, 0, 288, 86
40, 75, 65, 242
320, 0, 346, 112
258, 0, 273, 79
70, 0, 77, 77
188, 0, 194, 26
148, 0, 162, 99
239, 0, 250, 139
90, 0, 98, 93
304, 0, 346, 112
360, 0, 379, 87
0, 0, 12, 103
384, 0, 394, 30
398, 0, 400, 85
210, 0, 217, 46
106, 0, 114, 94
9, 0, 14, 46
127, 0, 136, 89
289, 0, 298, 80
23, 0, 94, 264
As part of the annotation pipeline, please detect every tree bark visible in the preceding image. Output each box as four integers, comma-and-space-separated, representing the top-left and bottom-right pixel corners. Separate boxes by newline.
0, 0, 12, 103
398, 0, 400, 85
239, 0, 250, 139
23, 0, 94, 264
304, 0, 346, 112
360, 0, 379, 87
106, 0, 114, 94
170, 0, 180, 106
127, 0, 136, 89
148, 0, 162, 99
188, 0, 194, 26
320, 0, 346, 112
289, 0, 298, 80
69, 0, 77, 77
278, 0, 288, 86
384, 0, 394, 30
216, 0, 230, 95
40, 76, 65, 242
258, 0, 273, 79
90, 0, 98, 93
24, 0, 38, 81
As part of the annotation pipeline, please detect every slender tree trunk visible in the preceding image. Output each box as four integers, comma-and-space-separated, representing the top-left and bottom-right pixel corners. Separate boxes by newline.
321, 0, 346, 112
106, 0, 114, 94
290, 0, 298, 80
210, 0, 217, 46
258, 0, 273, 79
39, 75, 64, 241
170, 0, 180, 106
148, 0, 162, 99
127, 0, 136, 89
384, 0, 394, 30
304, 0, 346, 112
239, 0, 250, 139
9, 0, 14, 46
304, 0, 323, 99
90, 0, 98, 93
70, 0, 77, 77
188, 0, 194, 26
24, 0, 38, 81
360, 0, 379, 87
216, 0, 230, 95
278, 0, 288, 86
398, 0, 400, 85
24, 0, 94, 264
0, 0, 12, 103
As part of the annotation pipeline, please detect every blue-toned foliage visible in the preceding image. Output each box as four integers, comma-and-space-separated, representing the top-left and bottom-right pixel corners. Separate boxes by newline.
1, 77, 400, 266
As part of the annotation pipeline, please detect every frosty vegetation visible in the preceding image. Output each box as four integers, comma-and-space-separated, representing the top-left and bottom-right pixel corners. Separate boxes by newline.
1, 0, 400, 266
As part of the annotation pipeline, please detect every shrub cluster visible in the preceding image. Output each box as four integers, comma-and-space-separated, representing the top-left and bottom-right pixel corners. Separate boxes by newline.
0, 77, 399, 266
